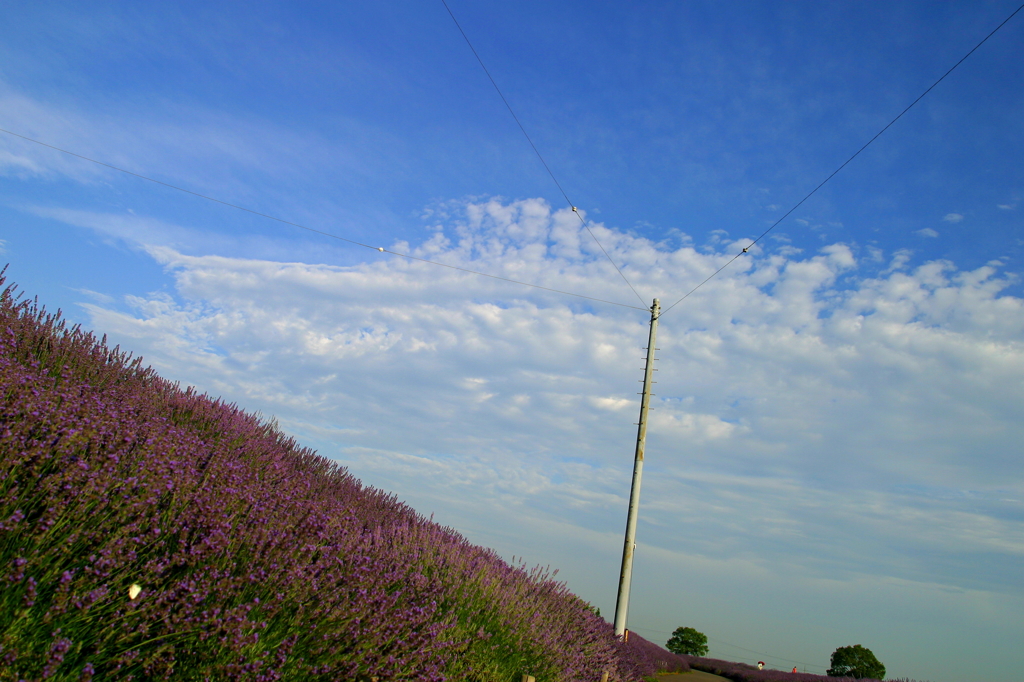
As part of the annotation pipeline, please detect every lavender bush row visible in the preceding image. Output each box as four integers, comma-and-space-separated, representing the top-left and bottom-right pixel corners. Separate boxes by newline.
0, 284, 449, 679
0, 274, 677, 681
682, 656, 880, 682
618, 632, 689, 678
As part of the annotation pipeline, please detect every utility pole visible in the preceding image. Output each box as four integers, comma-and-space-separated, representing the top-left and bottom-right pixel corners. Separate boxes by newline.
613, 298, 660, 638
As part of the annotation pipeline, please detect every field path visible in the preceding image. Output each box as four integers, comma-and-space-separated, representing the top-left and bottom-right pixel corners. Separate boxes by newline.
659, 671, 730, 682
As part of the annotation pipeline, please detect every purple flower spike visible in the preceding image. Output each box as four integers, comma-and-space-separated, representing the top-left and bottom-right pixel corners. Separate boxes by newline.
0, 272, 694, 681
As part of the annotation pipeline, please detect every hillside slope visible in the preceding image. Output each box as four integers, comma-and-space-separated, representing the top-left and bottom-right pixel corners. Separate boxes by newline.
0, 274, 688, 681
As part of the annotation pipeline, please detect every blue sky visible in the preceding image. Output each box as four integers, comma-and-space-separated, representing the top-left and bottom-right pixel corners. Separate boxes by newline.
2, 2, 1023, 680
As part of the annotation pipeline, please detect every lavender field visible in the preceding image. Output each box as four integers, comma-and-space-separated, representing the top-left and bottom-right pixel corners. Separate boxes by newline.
0, 272, 693, 680
679, 656, 882, 682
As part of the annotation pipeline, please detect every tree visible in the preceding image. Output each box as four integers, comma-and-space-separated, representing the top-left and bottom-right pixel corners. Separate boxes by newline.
665, 626, 708, 656
827, 645, 885, 680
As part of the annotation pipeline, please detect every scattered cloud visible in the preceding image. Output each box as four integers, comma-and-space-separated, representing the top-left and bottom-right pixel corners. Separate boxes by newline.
71, 288, 115, 305
0, 79, 411, 219
50, 197, 1023, 611
4, 5, 1024, 676
27, 206, 209, 253
882, 249, 913, 274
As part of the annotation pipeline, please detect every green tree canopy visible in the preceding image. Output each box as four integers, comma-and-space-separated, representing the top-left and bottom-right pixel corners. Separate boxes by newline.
827, 644, 885, 679
665, 626, 709, 656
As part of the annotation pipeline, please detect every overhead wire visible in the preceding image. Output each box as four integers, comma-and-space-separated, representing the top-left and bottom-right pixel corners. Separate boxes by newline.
658, 0, 1024, 319
628, 626, 828, 672
8, 0, 1015, 313
439, 0, 648, 308
0, 126, 647, 311
7, 8, 1018, 656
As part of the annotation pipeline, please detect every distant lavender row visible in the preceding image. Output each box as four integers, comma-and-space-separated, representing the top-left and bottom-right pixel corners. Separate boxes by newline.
683, 656, 880, 682
0, 273, 683, 681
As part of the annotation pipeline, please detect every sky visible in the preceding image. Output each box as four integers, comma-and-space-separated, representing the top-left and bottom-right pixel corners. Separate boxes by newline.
2, 1, 1023, 680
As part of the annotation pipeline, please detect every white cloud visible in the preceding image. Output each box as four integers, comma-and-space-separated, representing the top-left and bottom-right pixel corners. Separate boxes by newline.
0, 80, 410, 224
915, 227, 939, 238
71, 288, 115, 305
881, 248, 913, 275
48, 197, 1024, 681
3, 10, 1022, 676
28, 206, 211, 253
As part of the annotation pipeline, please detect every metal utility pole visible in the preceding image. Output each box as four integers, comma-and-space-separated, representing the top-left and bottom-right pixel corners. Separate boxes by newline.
613, 298, 660, 638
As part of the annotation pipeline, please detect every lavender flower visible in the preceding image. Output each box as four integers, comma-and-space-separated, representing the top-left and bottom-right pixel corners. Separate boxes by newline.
0, 270, 685, 681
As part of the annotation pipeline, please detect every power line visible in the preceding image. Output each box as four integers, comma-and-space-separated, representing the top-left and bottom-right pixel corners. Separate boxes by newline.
629, 626, 828, 671
439, 0, 647, 308
659, 0, 1024, 319
0, 126, 647, 311
706, 640, 828, 672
